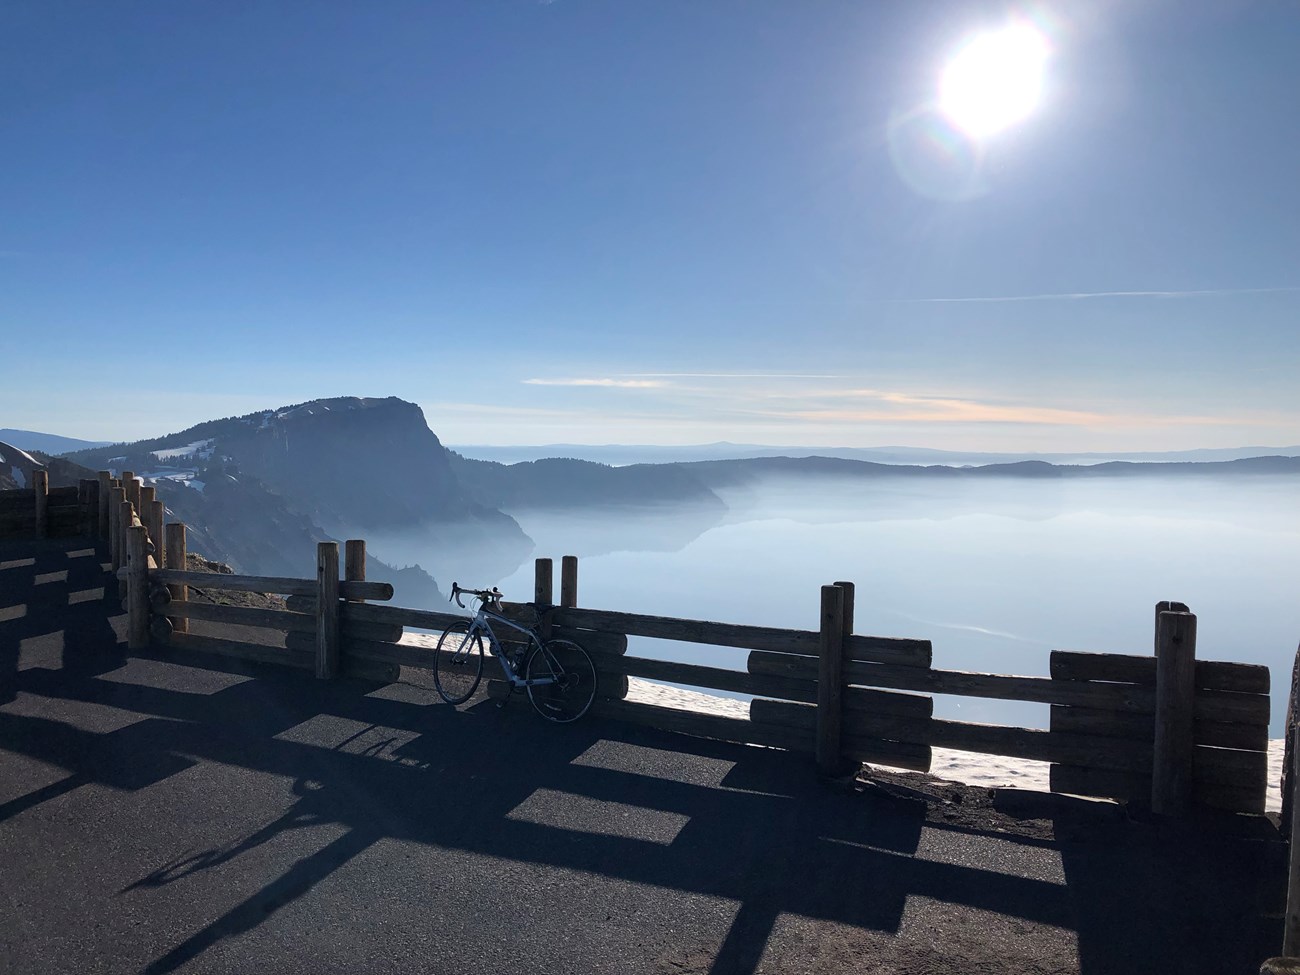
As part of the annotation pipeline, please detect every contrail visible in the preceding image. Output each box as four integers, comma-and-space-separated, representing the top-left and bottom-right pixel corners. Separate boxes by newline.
889, 286, 1300, 304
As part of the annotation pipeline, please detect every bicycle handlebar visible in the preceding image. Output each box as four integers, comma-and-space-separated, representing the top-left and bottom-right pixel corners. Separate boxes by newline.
449, 582, 503, 609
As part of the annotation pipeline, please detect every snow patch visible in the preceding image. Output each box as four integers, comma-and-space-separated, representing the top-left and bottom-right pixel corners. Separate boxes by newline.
152, 439, 214, 461
10, 466, 26, 488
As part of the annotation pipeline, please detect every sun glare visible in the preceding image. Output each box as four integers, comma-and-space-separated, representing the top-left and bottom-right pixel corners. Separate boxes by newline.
939, 24, 1050, 138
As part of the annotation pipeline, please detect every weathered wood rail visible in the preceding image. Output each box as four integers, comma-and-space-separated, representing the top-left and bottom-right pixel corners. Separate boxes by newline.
2, 475, 1274, 818
524, 572, 1270, 814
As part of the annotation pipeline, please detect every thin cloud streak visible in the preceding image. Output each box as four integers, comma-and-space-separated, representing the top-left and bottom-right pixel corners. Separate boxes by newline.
888, 286, 1300, 304
621, 372, 842, 379
523, 378, 667, 388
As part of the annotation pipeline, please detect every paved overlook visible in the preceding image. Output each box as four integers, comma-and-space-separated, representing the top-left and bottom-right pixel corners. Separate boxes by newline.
0, 536, 1285, 974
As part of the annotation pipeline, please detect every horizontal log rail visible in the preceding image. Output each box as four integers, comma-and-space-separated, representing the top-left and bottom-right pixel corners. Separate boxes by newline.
590, 697, 812, 752
749, 698, 1265, 785
587, 649, 819, 703
325, 600, 631, 655
169, 631, 398, 682
146, 568, 392, 601
159, 600, 316, 632
1051, 650, 1269, 694
334, 600, 466, 631
553, 606, 819, 654
550, 606, 932, 666
170, 631, 314, 669
1049, 704, 1268, 753
157, 598, 398, 643
1049, 763, 1264, 814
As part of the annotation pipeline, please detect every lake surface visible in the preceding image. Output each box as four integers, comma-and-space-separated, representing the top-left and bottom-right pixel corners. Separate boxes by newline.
483, 474, 1300, 734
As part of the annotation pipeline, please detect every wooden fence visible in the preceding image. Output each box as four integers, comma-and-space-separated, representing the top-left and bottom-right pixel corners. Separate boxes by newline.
0, 471, 95, 540
531, 576, 1269, 815
2, 474, 1273, 818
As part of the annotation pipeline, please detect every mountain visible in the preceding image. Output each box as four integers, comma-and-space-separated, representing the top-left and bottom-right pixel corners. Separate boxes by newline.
0, 429, 114, 455
673, 454, 1300, 490
67, 396, 525, 535
152, 465, 440, 606
0, 445, 98, 492
447, 454, 723, 511
65, 397, 532, 601
451, 441, 1300, 467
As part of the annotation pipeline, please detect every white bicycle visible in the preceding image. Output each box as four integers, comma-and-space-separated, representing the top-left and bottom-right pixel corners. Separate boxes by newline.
434, 583, 597, 723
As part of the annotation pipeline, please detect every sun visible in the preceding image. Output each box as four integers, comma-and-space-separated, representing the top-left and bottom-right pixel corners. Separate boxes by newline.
939, 24, 1050, 138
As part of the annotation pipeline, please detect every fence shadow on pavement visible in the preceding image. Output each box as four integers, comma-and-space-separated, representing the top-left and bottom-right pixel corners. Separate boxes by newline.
0, 537, 1283, 975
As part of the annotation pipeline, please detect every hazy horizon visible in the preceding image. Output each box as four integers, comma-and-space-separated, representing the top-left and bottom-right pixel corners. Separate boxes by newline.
361, 470, 1299, 736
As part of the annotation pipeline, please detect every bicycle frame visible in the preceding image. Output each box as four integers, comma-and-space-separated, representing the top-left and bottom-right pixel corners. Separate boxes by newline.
467, 605, 559, 689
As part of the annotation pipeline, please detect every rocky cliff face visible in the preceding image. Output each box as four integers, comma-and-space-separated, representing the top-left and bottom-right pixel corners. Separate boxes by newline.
215, 398, 496, 530
65, 396, 533, 599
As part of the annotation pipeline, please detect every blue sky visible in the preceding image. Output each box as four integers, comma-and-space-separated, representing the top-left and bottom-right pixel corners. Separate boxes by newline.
2, 1, 1298, 449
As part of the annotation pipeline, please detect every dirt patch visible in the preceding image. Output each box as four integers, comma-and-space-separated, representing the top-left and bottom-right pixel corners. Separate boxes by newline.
182, 553, 287, 612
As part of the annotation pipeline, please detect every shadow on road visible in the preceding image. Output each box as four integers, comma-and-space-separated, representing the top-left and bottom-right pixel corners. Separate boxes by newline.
0, 536, 1283, 974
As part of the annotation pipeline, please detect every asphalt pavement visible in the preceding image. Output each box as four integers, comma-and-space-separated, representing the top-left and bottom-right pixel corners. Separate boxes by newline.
0, 537, 1285, 974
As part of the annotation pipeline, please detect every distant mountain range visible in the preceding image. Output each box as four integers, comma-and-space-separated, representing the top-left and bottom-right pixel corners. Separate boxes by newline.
14, 396, 1289, 604
452, 441, 1300, 467
671, 454, 1300, 492
0, 428, 113, 455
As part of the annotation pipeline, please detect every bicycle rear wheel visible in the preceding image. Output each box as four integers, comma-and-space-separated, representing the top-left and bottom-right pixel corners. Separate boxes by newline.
525, 638, 596, 723
433, 619, 484, 705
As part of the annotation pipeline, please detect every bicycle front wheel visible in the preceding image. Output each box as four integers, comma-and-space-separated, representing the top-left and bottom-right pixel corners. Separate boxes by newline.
433, 619, 484, 705
525, 638, 597, 723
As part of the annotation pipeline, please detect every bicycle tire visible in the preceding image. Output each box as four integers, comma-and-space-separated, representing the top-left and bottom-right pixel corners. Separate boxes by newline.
433, 618, 484, 705
525, 638, 597, 723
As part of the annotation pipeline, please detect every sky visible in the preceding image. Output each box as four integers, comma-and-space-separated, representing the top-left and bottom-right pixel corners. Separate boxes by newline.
2, 1, 1298, 450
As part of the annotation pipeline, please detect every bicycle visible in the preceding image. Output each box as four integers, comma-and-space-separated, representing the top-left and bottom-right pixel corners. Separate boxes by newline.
433, 583, 598, 723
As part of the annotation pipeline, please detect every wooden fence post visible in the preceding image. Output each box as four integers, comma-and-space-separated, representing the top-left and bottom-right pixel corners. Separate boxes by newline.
147, 500, 165, 566
139, 486, 156, 558
816, 583, 847, 776
118, 501, 134, 598
78, 479, 96, 537
344, 540, 366, 603
1286, 722, 1300, 956
126, 524, 149, 649
316, 541, 340, 679
560, 555, 578, 609
125, 475, 142, 514
32, 469, 48, 538
535, 557, 554, 639
1152, 605, 1197, 815
78, 480, 90, 535
109, 485, 126, 571
833, 579, 856, 641
165, 523, 188, 634
535, 558, 554, 606
1284, 643, 1300, 841
97, 471, 111, 539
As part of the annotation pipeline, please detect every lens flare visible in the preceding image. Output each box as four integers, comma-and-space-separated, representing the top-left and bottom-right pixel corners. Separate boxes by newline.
940, 24, 1050, 137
